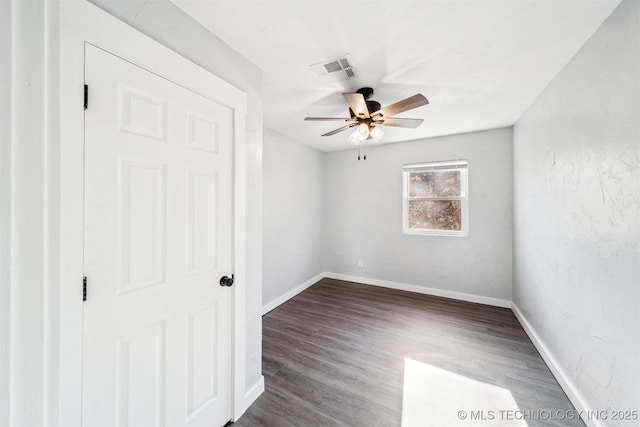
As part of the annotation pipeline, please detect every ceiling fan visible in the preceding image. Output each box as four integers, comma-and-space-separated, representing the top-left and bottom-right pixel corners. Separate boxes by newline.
304, 87, 429, 143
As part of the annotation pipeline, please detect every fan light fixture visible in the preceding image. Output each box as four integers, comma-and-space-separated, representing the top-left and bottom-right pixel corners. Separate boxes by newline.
349, 124, 385, 144
349, 123, 369, 144
304, 87, 429, 159
369, 126, 384, 142
356, 123, 369, 136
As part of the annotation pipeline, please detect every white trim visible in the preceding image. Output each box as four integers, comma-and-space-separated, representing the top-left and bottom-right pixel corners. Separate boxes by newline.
262, 273, 325, 315
511, 303, 600, 427
59, 2, 249, 425
0, 2, 11, 425
403, 159, 469, 171
323, 272, 512, 308
43, 1, 61, 425
237, 376, 265, 420
231, 105, 250, 419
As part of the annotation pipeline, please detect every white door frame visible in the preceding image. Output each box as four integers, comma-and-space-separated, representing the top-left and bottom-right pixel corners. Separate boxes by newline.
58, 2, 249, 425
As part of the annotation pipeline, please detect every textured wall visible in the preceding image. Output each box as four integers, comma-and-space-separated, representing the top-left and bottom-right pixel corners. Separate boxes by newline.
323, 128, 513, 300
262, 129, 324, 307
513, 0, 639, 422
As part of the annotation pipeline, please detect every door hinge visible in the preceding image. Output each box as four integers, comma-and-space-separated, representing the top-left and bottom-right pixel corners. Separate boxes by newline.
84, 84, 88, 110
83, 276, 87, 301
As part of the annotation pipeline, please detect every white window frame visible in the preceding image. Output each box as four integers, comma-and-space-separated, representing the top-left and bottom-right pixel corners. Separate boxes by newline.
402, 160, 469, 237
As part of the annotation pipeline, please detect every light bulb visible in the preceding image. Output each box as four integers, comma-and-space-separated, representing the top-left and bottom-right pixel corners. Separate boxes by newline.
370, 126, 385, 142
348, 131, 362, 145
356, 123, 369, 136
349, 127, 367, 143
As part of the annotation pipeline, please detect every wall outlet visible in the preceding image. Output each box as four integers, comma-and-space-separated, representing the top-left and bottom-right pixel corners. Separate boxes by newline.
358, 259, 364, 267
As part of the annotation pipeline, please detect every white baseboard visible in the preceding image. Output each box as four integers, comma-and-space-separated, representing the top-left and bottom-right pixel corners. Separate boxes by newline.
511, 303, 600, 427
236, 375, 264, 421
262, 273, 325, 315
323, 272, 512, 308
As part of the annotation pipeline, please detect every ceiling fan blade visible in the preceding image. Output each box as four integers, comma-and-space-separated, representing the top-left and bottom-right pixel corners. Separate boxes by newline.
373, 94, 429, 118
343, 92, 370, 118
375, 117, 424, 128
321, 123, 358, 137
304, 117, 357, 122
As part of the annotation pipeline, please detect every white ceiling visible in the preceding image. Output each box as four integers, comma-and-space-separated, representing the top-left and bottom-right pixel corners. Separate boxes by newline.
172, 0, 620, 152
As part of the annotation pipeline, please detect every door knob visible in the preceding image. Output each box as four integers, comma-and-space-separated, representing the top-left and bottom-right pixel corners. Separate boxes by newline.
219, 274, 234, 287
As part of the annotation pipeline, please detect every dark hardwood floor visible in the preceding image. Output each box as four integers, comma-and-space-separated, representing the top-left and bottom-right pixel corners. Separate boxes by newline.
229, 278, 583, 427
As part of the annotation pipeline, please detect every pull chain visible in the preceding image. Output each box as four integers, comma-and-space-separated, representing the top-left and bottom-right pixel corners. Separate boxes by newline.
356, 143, 370, 160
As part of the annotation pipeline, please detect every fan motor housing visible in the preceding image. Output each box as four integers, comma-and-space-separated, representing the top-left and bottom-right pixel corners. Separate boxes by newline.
356, 87, 374, 99
349, 100, 381, 118
348, 87, 380, 117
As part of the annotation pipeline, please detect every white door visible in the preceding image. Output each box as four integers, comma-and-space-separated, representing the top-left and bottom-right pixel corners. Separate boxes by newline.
82, 44, 234, 427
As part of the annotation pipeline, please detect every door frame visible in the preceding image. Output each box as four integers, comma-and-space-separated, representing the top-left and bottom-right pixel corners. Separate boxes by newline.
59, 2, 249, 425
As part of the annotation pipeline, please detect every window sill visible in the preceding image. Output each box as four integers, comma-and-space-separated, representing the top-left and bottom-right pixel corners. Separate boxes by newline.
403, 229, 468, 237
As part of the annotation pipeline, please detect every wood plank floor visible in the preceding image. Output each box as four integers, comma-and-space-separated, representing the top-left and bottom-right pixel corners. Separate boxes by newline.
229, 278, 583, 427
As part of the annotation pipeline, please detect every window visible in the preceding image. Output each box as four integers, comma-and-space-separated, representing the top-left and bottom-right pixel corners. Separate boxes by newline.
403, 160, 468, 236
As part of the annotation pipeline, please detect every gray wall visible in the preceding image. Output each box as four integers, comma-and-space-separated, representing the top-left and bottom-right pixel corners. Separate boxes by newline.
513, 0, 639, 420
0, 1, 10, 423
322, 128, 513, 300
262, 129, 324, 307
88, 0, 264, 392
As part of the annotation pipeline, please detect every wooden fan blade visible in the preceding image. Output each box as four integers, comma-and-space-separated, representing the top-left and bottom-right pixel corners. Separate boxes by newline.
373, 94, 428, 118
322, 123, 358, 137
343, 92, 370, 118
375, 117, 424, 128
304, 117, 357, 122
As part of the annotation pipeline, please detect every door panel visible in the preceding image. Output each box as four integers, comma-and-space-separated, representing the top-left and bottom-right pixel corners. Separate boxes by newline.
185, 302, 218, 420
118, 159, 167, 293
83, 44, 233, 427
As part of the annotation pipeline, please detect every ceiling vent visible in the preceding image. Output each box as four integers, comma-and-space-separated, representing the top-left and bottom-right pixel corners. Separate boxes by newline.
311, 55, 356, 81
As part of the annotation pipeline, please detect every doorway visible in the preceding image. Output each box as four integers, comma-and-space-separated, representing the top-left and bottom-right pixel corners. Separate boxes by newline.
82, 44, 234, 426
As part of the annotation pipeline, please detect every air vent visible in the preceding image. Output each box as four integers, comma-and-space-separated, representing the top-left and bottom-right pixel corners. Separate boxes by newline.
311, 55, 356, 81
324, 61, 342, 73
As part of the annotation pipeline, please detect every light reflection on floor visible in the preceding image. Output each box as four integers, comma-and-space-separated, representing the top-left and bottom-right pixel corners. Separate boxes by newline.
402, 358, 529, 427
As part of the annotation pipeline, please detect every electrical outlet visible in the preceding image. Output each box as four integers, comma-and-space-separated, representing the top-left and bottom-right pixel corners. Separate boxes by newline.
358, 259, 364, 267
